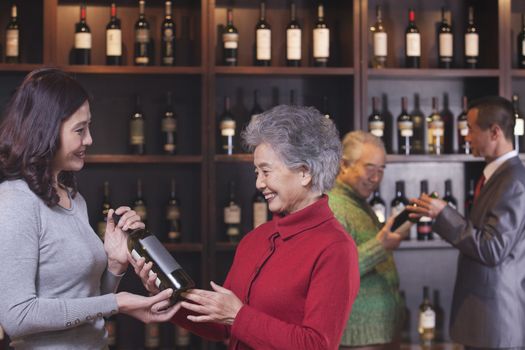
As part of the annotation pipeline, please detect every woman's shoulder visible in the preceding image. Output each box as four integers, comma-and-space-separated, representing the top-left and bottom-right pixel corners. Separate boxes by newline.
0, 179, 40, 202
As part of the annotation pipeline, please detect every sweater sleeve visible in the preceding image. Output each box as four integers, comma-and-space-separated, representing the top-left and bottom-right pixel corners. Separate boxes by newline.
100, 269, 125, 295
0, 189, 118, 339
230, 240, 360, 350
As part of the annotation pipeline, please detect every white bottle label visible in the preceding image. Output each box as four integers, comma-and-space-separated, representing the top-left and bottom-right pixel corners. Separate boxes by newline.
106, 29, 122, 56
439, 33, 453, 57
406, 33, 421, 57
398, 120, 414, 137
515, 118, 525, 136
458, 120, 469, 136
224, 204, 241, 224
287, 28, 302, 60
430, 120, 444, 137
419, 309, 436, 329
372, 204, 386, 224
223, 33, 239, 49
131, 249, 161, 288
373, 32, 387, 57
465, 33, 479, 56
313, 28, 330, 58
136, 28, 150, 43
75, 32, 92, 49
369, 121, 385, 137
253, 202, 268, 229
6, 29, 19, 57
256, 29, 271, 60
220, 120, 236, 137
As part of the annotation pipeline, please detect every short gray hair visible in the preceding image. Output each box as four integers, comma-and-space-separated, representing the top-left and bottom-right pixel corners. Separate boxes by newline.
341, 130, 385, 164
242, 105, 341, 193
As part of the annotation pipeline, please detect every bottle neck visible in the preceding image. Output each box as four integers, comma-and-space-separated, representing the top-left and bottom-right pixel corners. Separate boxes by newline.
441, 8, 447, 24
165, 1, 172, 18
80, 6, 87, 22
376, 6, 382, 23
137, 181, 143, 198
432, 98, 439, 114
224, 97, 231, 112
227, 9, 234, 25
290, 3, 296, 21
317, 5, 324, 21
139, 1, 146, 18
401, 98, 408, 113
110, 4, 117, 19
468, 7, 474, 25
408, 10, 415, 24
260, 2, 266, 21
462, 96, 468, 112
11, 5, 17, 19
170, 180, 177, 198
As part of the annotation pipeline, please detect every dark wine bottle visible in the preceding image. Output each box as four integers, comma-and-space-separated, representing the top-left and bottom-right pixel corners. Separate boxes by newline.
286, 2, 302, 67
255, 1, 271, 66
161, 0, 176, 66
219, 96, 236, 155
252, 190, 268, 229
418, 286, 436, 345
129, 95, 146, 155
5, 4, 20, 63
313, 3, 329, 67
458, 96, 470, 154
166, 178, 182, 243
175, 324, 191, 349
438, 7, 453, 68
144, 323, 160, 349
289, 89, 297, 105
405, 9, 420, 68
134, 0, 151, 66
224, 181, 241, 242
250, 90, 263, 122
322, 95, 331, 120
400, 291, 411, 343
465, 6, 479, 69
369, 189, 386, 224
162, 91, 177, 155
132, 179, 148, 225
368, 96, 385, 142
427, 97, 444, 155
433, 290, 445, 343
397, 97, 414, 155
391, 180, 409, 217
106, 2, 122, 65
74, 2, 91, 65
512, 94, 524, 153
465, 179, 475, 219
518, 13, 525, 69
222, 8, 239, 66
371, 5, 387, 68
97, 181, 111, 240
443, 179, 457, 210
417, 180, 433, 241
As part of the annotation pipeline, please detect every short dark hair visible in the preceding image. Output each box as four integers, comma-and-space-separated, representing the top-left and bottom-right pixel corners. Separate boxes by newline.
468, 96, 514, 141
0, 68, 90, 206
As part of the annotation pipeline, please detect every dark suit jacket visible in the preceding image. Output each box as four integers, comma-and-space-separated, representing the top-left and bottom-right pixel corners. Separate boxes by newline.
434, 156, 525, 348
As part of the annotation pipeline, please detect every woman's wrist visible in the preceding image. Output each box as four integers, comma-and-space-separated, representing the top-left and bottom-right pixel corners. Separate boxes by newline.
108, 259, 128, 275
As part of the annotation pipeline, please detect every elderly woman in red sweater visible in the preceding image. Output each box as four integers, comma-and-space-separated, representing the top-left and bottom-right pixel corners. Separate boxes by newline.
133, 105, 360, 349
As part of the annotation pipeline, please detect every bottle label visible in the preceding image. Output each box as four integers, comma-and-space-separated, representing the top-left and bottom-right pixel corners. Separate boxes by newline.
75, 32, 92, 49
224, 204, 241, 224
6, 29, 19, 57
105, 319, 117, 346
139, 235, 183, 276
167, 206, 181, 220
515, 118, 524, 136
135, 56, 149, 65
162, 118, 177, 133
373, 32, 387, 57
256, 29, 271, 60
136, 28, 150, 43
406, 33, 421, 56
465, 33, 479, 56
130, 119, 145, 145
287, 29, 302, 60
439, 33, 453, 57
134, 204, 147, 221
145, 323, 161, 347
220, 120, 236, 136
175, 325, 191, 346
253, 202, 268, 228
369, 121, 385, 137
313, 28, 330, 58
168, 229, 181, 241
223, 33, 239, 49
227, 226, 240, 237
163, 28, 174, 42
522, 39, 525, 56
430, 120, 444, 136
372, 203, 386, 224
458, 120, 469, 136
419, 309, 436, 329
106, 29, 122, 56
398, 120, 414, 137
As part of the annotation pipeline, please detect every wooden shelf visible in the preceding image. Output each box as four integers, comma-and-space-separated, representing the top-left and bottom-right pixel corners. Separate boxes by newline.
215, 242, 238, 252
368, 68, 500, 79
215, 66, 354, 76
0, 63, 45, 72
386, 154, 484, 163
85, 154, 203, 164
215, 154, 254, 162
164, 243, 203, 253
512, 69, 525, 78
61, 65, 203, 75
399, 239, 453, 250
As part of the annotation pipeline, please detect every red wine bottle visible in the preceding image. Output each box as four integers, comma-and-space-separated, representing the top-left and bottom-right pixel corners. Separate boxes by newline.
255, 1, 271, 66
438, 7, 453, 68
106, 3, 122, 66
405, 9, 420, 68
161, 0, 176, 66
286, 2, 302, 67
74, 2, 91, 65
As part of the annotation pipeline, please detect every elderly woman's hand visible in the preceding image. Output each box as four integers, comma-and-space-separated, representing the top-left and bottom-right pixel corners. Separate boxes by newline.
181, 282, 243, 326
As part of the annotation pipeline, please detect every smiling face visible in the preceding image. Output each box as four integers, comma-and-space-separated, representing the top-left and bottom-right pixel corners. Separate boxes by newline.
253, 143, 318, 215
51, 101, 92, 177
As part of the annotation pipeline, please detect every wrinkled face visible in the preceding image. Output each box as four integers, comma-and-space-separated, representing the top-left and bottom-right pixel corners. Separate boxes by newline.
340, 143, 385, 199
52, 101, 92, 174
254, 143, 314, 215
465, 108, 493, 158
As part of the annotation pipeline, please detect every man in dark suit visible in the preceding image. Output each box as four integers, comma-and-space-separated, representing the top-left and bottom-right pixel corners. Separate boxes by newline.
409, 96, 525, 349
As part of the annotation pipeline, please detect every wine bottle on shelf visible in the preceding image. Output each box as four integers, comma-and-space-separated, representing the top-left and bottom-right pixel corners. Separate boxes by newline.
5, 4, 20, 63
405, 9, 420, 68
465, 6, 479, 69
369, 189, 386, 224
106, 316, 118, 350
400, 291, 411, 343
440, 94, 455, 154
397, 97, 414, 155
219, 96, 236, 155
134, 0, 151, 66
418, 286, 436, 346
161, 0, 175, 66
443, 179, 457, 210
106, 2, 122, 65
166, 178, 182, 243
132, 179, 148, 225
438, 7, 453, 68
417, 180, 433, 241
224, 181, 242, 243
97, 181, 111, 240
411, 94, 425, 154
518, 13, 525, 69
223, 8, 239, 66
391, 181, 409, 217
433, 289, 445, 343
512, 94, 524, 153
286, 2, 302, 67
371, 5, 387, 68
322, 95, 331, 120
465, 179, 475, 218
313, 3, 329, 67
458, 96, 470, 154
427, 97, 444, 155
162, 91, 177, 155
252, 190, 268, 229
250, 90, 263, 122
289, 89, 297, 105
129, 95, 146, 155
114, 210, 195, 303
74, 2, 91, 65
175, 324, 191, 349
368, 96, 385, 141
255, 1, 271, 66
144, 322, 160, 349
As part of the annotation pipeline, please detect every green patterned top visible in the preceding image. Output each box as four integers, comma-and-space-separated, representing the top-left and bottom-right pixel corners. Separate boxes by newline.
328, 180, 404, 346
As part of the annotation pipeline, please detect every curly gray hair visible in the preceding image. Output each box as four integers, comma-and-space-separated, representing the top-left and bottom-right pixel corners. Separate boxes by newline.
241, 105, 341, 193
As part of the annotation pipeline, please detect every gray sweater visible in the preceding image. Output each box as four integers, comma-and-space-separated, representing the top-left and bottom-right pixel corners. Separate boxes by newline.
0, 180, 121, 349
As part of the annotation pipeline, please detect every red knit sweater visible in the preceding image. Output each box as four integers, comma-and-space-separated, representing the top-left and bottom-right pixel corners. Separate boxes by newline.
173, 196, 360, 349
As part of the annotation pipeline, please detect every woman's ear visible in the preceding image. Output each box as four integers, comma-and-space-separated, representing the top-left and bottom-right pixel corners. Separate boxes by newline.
300, 167, 313, 187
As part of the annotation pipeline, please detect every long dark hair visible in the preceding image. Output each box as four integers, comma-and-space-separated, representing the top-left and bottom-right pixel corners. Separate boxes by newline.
0, 68, 90, 206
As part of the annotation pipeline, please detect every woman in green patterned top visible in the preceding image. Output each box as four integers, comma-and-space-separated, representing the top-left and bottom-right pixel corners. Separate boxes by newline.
328, 131, 409, 349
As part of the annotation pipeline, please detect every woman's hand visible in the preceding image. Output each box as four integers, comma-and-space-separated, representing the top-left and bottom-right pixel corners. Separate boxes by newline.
104, 207, 145, 275
129, 253, 161, 295
116, 288, 180, 323
180, 282, 243, 326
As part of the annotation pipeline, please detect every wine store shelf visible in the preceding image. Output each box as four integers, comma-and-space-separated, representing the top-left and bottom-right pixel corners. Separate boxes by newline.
214, 154, 254, 162
61, 65, 203, 75
512, 69, 525, 78
0, 63, 44, 72
85, 154, 203, 164
214, 66, 354, 76
164, 243, 203, 253
368, 68, 500, 79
